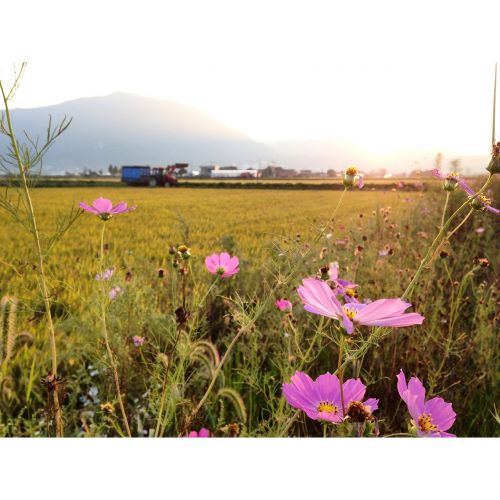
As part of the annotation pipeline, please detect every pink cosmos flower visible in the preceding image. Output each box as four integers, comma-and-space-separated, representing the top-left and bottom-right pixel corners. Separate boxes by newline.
205, 252, 239, 278
108, 286, 122, 300
282, 371, 378, 423
327, 262, 359, 303
297, 278, 424, 334
95, 268, 114, 281
79, 197, 136, 220
132, 335, 145, 347
276, 299, 293, 311
397, 369, 456, 437
187, 428, 211, 438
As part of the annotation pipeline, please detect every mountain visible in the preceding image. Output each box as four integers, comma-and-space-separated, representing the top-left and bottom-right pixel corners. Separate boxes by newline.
2, 93, 491, 175
2, 92, 275, 173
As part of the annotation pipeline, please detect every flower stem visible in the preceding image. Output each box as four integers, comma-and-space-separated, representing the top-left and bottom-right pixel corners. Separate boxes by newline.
154, 323, 183, 437
180, 325, 247, 436
401, 174, 492, 301
337, 333, 346, 417
440, 191, 450, 230
99, 223, 131, 437
0, 80, 63, 436
444, 208, 474, 242
283, 187, 348, 283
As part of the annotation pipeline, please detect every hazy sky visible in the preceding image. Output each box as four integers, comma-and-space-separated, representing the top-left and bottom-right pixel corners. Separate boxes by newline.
1, 0, 499, 156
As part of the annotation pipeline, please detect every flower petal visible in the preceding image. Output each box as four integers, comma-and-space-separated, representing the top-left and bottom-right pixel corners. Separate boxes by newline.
354, 299, 412, 322
79, 202, 100, 214
92, 197, 113, 213
424, 397, 456, 431
342, 378, 366, 405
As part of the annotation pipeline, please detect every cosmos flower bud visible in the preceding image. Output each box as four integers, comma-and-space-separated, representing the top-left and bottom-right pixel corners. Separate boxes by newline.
343, 166, 357, 187
158, 268, 165, 278
175, 306, 190, 325
178, 245, 191, 260
470, 194, 492, 211
486, 142, 500, 174
443, 178, 459, 191
343, 173, 355, 187
319, 265, 330, 281
473, 256, 490, 267
343, 166, 364, 188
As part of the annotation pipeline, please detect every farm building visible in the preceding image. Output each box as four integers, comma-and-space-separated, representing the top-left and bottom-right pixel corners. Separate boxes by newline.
211, 168, 260, 178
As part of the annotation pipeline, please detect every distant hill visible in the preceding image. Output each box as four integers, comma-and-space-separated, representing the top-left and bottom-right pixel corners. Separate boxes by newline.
1, 92, 491, 175
1, 92, 275, 173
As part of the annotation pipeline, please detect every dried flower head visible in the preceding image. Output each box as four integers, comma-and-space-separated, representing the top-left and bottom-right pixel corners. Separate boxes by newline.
100, 402, 115, 414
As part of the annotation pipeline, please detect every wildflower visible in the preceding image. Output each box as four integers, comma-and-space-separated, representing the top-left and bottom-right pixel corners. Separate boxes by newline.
297, 278, 424, 334
343, 166, 364, 188
378, 245, 393, 257
100, 402, 114, 414
133, 335, 145, 347
177, 245, 191, 260
282, 371, 378, 423
354, 245, 364, 256
486, 141, 500, 174
397, 370, 456, 437
433, 170, 499, 214
187, 428, 211, 437
469, 193, 499, 214
276, 299, 293, 312
95, 268, 114, 281
431, 169, 462, 191
108, 286, 122, 300
175, 306, 190, 325
327, 262, 359, 303
473, 256, 490, 267
205, 252, 239, 278
79, 197, 136, 220
475, 227, 485, 234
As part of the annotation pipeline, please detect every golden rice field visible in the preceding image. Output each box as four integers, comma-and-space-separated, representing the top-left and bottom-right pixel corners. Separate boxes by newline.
0, 183, 498, 437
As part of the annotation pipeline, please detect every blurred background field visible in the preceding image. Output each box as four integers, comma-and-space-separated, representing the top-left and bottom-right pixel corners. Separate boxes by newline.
0, 181, 498, 437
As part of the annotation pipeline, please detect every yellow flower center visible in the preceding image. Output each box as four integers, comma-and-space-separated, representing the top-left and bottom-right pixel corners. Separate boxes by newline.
343, 307, 357, 320
345, 166, 358, 176
345, 288, 357, 298
317, 401, 338, 414
216, 266, 226, 275
418, 413, 438, 432
478, 194, 492, 205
